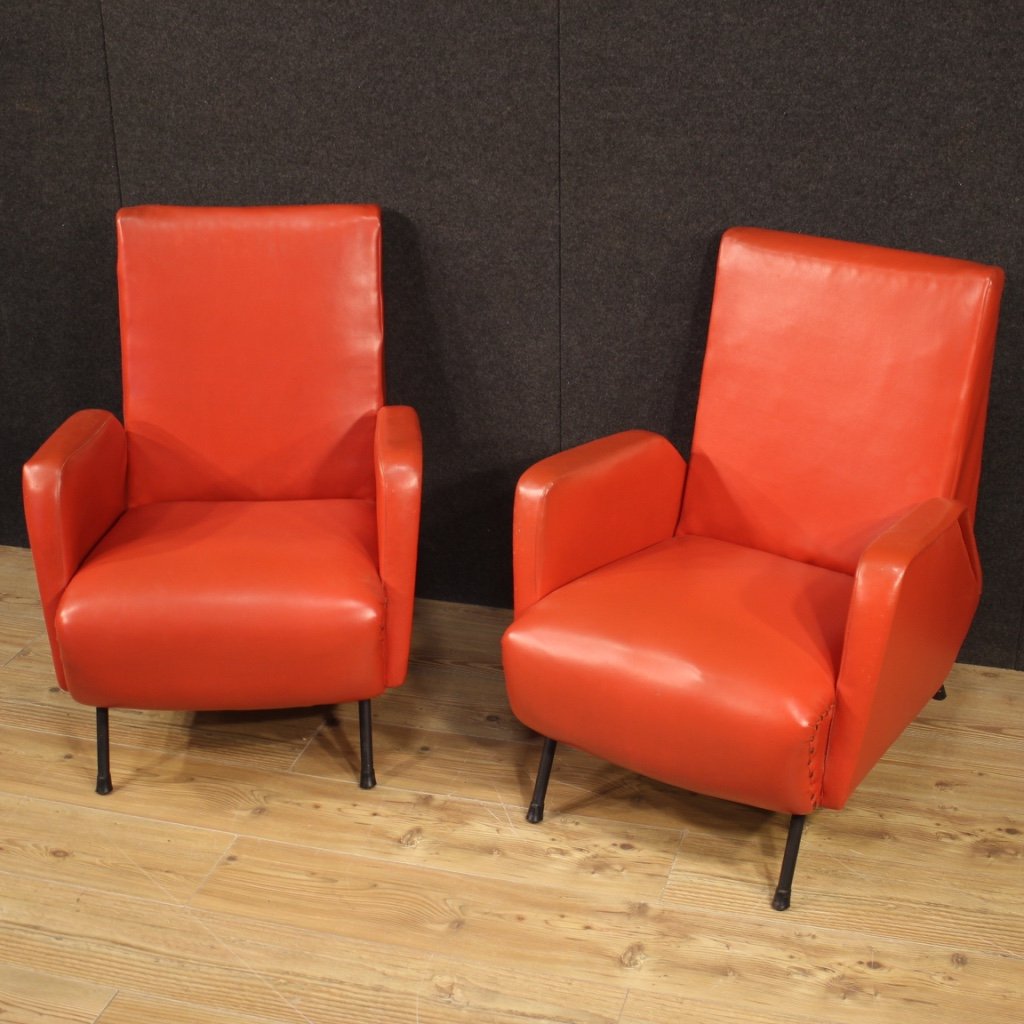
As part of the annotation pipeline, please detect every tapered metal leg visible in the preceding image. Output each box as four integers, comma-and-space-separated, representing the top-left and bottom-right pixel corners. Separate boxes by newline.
95, 707, 113, 795
933, 685, 948, 700
358, 699, 376, 789
526, 737, 558, 823
771, 814, 806, 911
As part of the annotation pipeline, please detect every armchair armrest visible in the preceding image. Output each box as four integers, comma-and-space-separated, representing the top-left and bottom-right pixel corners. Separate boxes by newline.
823, 498, 980, 808
512, 430, 687, 616
374, 405, 423, 686
22, 409, 127, 687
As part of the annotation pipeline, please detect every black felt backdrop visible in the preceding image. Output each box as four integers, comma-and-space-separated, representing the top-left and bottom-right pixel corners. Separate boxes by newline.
2, 1, 1021, 665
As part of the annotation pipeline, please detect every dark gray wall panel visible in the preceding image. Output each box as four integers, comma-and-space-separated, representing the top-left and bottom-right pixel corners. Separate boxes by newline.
559, 0, 1024, 666
3, 1, 1022, 665
101, 0, 560, 605
0, 1, 122, 547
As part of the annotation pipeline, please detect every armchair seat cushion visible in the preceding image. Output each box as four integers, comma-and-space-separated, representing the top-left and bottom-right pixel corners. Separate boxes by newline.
56, 500, 386, 710
503, 535, 854, 814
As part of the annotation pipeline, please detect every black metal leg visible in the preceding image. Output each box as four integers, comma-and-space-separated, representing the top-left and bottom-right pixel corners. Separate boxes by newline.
933, 685, 948, 700
771, 813, 806, 911
358, 699, 376, 789
95, 707, 113, 795
526, 737, 558, 823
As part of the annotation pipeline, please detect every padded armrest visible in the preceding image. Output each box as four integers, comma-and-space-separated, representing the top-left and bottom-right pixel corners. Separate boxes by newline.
374, 405, 423, 686
823, 497, 980, 808
512, 430, 687, 616
22, 409, 128, 686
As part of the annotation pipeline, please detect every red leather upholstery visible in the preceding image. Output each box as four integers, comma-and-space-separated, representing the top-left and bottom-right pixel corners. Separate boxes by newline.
681, 229, 1002, 573
118, 205, 384, 505
507, 532, 851, 813
22, 409, 127, 689
24, 205, 421, 721
512, 431, 686, 617
504, 228, 1003, 825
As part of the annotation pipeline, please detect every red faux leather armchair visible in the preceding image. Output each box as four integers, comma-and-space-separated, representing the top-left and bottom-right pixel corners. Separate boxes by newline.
23, 205, 422, 794
502, 228, 1004, 909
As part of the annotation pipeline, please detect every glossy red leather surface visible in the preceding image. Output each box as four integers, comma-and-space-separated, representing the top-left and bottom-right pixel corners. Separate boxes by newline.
22, 409, 127, 687
505, 535, 852, 814
375, 405, 424, 686
504, 227, 1004, 818
512, 430, 686, 616
23, 205, 422, 714
56, 501, 385, 709
680, 228, 1004, 574
118, 205, 383, 505
824, 498, 980, 808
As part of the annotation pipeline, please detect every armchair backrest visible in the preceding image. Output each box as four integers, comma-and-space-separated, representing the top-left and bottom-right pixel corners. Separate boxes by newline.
117, 205, 383, 506
680, 228, 1004, 574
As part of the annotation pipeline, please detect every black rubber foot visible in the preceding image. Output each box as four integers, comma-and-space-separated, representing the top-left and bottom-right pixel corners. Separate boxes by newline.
95, 707, 113, 795
933, 685, 948, 701
525, 736, 557, 825
357, 699, 376, 789
771, 813, 806, 911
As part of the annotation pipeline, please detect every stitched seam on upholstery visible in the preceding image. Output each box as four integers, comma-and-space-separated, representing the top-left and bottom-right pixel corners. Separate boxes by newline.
807, 704, 834, 809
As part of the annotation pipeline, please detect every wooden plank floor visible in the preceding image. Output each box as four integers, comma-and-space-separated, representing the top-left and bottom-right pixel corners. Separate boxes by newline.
0, 542, 1020, 1023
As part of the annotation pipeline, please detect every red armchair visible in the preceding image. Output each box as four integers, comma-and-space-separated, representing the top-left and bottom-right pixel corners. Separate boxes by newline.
502, 227, 1004, 909
23, 205, 422, 794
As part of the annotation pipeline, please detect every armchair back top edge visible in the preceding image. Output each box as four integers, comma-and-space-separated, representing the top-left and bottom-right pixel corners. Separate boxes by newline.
115, 204, 384, 506
680, 226, 1004, 574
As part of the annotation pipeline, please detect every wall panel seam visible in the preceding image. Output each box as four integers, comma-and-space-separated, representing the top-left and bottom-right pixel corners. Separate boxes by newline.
97, 0, 123, 208
557, 0, 564, 450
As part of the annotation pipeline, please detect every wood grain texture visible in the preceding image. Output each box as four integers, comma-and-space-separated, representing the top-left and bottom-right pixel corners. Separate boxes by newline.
0, 963, 112, 1023
0, 544, 1020, 1023
97, 992, 279, 1024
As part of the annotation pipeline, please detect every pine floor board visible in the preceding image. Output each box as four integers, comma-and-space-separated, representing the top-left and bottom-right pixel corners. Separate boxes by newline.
178, 910, 628, 1024
662, 832, 1024, 956
0, 621, 43, 668
97, 992, 280, 1024
0, 793, 235, 903
0, 963, 113, 1024
0, 725, 682, 900
0, 875, 316, 1023
0, 876, 624, 1024
618, 993, 827, 1024
188, 836, 1022, 1023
